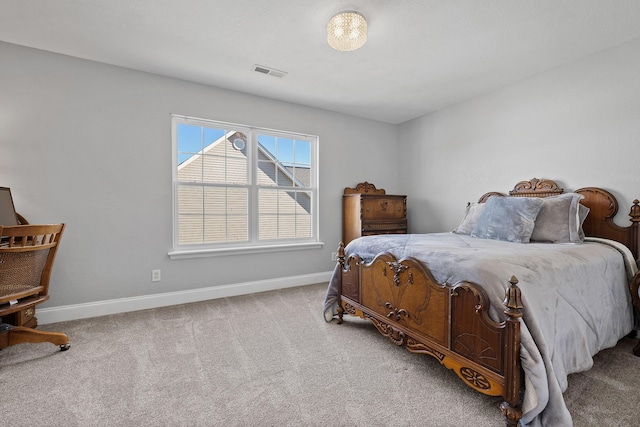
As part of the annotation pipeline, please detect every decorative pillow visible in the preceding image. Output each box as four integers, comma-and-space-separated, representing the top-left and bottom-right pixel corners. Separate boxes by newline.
577, 204, 589, 241
530, 193, 589, 243
453, 203, 486, 235
471, 196, 544, 243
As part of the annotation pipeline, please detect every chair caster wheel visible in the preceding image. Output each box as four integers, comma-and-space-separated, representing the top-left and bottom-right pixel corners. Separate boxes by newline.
60, 344, 70, 351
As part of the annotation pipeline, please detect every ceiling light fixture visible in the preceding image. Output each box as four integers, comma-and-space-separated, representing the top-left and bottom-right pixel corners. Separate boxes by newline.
327, 11, 367, 51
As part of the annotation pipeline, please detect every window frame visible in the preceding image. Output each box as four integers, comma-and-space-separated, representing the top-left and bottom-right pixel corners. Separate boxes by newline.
169, 114, 322, 259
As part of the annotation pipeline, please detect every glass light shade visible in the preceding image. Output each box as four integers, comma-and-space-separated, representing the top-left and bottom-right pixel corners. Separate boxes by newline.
327, 11, 367, 51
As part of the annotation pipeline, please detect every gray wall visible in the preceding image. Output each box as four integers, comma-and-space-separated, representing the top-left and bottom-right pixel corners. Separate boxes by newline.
4, 34, 640, 312
398, 37, 640, 233
0, 42, 399, 308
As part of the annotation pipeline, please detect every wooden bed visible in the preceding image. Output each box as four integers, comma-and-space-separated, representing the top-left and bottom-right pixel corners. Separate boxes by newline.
332, 178, 640, 427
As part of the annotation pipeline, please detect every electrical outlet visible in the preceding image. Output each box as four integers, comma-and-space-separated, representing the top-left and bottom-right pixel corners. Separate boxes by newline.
151, 269, 161, 282
331, 252, 338, 262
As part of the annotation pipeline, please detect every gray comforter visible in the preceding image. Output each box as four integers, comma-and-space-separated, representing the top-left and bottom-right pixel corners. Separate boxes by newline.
323, 233, 637, 427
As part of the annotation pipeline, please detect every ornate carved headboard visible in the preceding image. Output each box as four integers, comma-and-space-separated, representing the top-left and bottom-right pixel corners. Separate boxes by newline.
478, 178, 640, 260
478, 178, 564, 202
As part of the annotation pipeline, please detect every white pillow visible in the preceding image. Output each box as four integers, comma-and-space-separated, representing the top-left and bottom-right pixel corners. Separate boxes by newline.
453, 203, 486, 235
530, 193, 589, 243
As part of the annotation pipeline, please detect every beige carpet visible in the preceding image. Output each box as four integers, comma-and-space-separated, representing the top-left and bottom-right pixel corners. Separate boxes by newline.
0, 283, 638, 426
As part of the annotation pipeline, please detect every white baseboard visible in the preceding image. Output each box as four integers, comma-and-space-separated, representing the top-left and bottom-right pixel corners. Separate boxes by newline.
37, 271, 332, 325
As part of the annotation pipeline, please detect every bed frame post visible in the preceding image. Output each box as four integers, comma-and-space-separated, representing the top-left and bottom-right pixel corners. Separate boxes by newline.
629, 200, 640, 356
500, 276, 524, 427
630, 272, 640, 357
336, 242, 346, 324
629, 199, 640, 261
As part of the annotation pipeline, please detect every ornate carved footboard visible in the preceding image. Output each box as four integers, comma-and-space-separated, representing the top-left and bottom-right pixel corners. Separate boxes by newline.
335, 243, 524, 427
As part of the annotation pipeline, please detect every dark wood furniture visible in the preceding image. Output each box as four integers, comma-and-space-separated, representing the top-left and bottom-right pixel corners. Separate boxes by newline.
342, 182, 407, 246
333, 178, 640, 427
0, 223, 69, 351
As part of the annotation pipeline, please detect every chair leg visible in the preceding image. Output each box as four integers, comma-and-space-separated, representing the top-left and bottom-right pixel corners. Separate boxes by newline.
0, 324, 70, 351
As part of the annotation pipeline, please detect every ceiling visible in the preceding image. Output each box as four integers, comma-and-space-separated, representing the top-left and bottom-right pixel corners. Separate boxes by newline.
2, 0, 640, 124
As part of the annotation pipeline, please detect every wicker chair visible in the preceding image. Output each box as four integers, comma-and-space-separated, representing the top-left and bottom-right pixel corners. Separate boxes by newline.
0, 223, 69, 351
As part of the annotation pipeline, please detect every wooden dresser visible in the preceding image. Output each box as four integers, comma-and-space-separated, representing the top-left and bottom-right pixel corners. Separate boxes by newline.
342, 182, 407, 246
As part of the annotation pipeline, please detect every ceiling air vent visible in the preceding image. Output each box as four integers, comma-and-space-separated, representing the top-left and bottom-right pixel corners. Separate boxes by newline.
253, 64, 287, 78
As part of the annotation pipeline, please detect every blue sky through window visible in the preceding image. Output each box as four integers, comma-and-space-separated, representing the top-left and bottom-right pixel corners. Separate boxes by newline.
177, 124, 310, 166
258, 135, 310, 167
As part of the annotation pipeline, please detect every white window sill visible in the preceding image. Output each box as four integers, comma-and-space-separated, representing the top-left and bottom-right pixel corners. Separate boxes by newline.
168, 241, 325, 259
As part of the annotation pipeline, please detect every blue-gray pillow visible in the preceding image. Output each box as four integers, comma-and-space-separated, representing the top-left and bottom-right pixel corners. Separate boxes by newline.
471, 197, 544, 243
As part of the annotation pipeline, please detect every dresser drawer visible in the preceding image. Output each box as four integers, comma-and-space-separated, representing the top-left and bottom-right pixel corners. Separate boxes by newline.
362, 220, 407, 234
361, 196, 406, 220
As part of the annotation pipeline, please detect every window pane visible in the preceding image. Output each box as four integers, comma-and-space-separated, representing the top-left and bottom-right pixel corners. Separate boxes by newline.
258, 135, 276, 158
294, 140, 311, 166
258, 189, 278, 215
296, 191, 312, 214
177, 124, 203, 165
278, 215, 295, 239
204, 216, 226, 243
276, 168, 290, 187
226, 157, 248, 184
279, 191, 296, 214
296, 214, 311, 238
257, 150, 271, 161
227, 188, 248, 215
203, 187, 226, 215
226, 216, 248, 241
203, 127, 226, 149
277, 138, 294, 165
178, 186, 203, 214
177, 155, 202, 182
201, 155, 225, 183
292, 167, 310, 188
259, 215, 277, 240
178, 215, 203, 244
257, 160, 277, 186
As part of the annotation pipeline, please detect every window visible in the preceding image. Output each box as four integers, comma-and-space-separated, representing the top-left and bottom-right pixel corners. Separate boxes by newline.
171, 115, 320, 257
